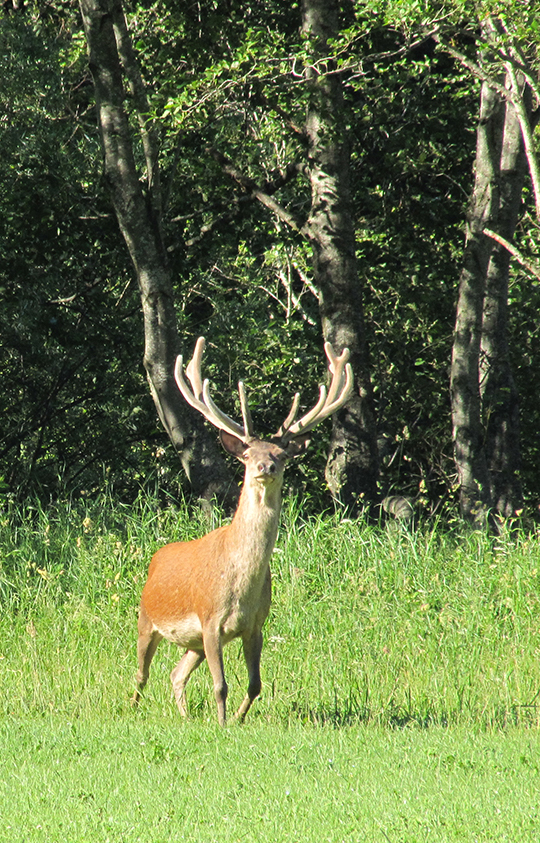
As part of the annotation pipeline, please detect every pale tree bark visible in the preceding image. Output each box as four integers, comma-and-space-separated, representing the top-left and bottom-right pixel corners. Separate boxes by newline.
479, 87, 528, 517
449, 17, 535, 525
301, 0, 379, 509
79, 0, 235, 505
450, 78, 500, 526
479, 19, 538, 517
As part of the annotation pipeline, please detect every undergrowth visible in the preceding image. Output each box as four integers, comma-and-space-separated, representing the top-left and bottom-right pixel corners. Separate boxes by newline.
1, 494, 540, 728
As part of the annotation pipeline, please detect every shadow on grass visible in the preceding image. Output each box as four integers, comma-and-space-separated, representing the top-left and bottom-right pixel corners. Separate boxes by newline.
285, 699, 540, 730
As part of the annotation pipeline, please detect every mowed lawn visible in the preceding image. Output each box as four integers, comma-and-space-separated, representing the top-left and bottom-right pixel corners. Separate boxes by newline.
0, 718, 539, 842
1, 498, 540, 840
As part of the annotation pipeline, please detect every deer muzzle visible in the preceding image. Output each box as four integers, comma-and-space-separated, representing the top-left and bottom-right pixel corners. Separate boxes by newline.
255, 461, 278, 484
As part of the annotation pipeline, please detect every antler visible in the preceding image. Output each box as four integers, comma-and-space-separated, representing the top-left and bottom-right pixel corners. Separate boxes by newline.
276, 342, 354, 441
174, 337, 254, 442
175, 337, 354, 445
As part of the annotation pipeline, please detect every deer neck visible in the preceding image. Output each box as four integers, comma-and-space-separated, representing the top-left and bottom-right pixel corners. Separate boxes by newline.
227, 475, 283, 567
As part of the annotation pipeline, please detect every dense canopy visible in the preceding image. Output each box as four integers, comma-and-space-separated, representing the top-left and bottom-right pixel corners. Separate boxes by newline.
1, 0, 539, 523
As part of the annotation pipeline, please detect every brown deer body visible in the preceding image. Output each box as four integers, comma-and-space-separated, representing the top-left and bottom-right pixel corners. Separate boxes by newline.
131, 338, 353, 725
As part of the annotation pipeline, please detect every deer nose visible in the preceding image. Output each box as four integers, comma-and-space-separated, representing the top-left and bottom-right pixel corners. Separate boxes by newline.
258, 461, 276, 475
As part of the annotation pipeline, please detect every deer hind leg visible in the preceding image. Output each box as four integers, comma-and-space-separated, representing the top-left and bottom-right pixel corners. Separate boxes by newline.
235, 629, 263, 723
170, 649, 205, 717
131, 624, 163, 706
202, 626, 227, 726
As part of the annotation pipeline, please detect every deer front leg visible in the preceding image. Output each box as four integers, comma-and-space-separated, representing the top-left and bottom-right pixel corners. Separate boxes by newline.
170, 649, 205, 717
131, 624, 163, 706
203, 626, 228, 726
235, 629, 263, 723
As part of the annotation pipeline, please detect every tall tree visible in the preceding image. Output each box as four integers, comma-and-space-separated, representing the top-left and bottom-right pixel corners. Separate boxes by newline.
208, 0, 380, 508
450, 76, 505, 525
0, 0, 159, 500
78, 0, 235, 506
300, 0, 379, 507
479, 84, 528, 518
446, 16, 536, 524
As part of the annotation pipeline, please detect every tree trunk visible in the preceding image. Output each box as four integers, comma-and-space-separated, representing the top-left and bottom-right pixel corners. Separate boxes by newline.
451, 59, 528, 525
450, 79, 501, 525
301, 0, 379, 509
79, 0, 234, 505
480, 88, 528, 517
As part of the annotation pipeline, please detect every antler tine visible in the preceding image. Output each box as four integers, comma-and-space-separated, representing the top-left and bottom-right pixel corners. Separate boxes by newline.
174, 337, 247, 441
185, 336, 206, 401
201, 380, 246, 439
324, 343, 349, 406
321, 360, 354, 417
276, 392, 301, 438
174, 355, 207, 416
278, 343, 354, 441
287, 385, 328, 434
238, 381, 255, 440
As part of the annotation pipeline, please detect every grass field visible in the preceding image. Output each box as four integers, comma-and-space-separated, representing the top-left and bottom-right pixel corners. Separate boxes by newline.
1, 495, 540, 840
1, 718, 538, 842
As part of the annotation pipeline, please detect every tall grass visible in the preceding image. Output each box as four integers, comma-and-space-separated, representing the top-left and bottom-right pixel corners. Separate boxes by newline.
1, 494, 540, 728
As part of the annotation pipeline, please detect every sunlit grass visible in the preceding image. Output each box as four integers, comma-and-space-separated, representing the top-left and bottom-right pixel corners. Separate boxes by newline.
0, 718, 539, 842
2, 496, 540, 840
1, 495, 540, 727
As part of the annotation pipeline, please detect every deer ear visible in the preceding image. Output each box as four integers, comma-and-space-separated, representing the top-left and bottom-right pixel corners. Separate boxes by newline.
219, 430, 248, 460
285, 434, 311, 458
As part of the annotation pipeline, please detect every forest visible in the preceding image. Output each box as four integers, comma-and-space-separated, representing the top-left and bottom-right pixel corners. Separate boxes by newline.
1, 0, 540, 526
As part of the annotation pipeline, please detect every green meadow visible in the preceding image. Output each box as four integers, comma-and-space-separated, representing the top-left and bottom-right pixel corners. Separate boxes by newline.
1, 497, 540, 841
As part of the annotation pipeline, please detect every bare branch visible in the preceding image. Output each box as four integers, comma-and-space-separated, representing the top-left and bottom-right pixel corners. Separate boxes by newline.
484, 228, 540, 280
208, 148, 305, 233
277, 269, 317, 326
505, 61, 540, 220
111, 4, 162, 222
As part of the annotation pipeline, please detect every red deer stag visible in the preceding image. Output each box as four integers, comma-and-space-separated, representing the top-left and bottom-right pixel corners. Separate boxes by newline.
131, 337, 353, 725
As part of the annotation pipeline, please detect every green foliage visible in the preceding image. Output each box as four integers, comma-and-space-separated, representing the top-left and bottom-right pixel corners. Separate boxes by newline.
344, 42, 478, 506
1, 0, 540, 514
139, 1, 480, 508
0, 6, 163, 501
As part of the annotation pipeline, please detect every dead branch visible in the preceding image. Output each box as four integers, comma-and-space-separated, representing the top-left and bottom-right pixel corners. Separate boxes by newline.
484, 228, 540, 281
